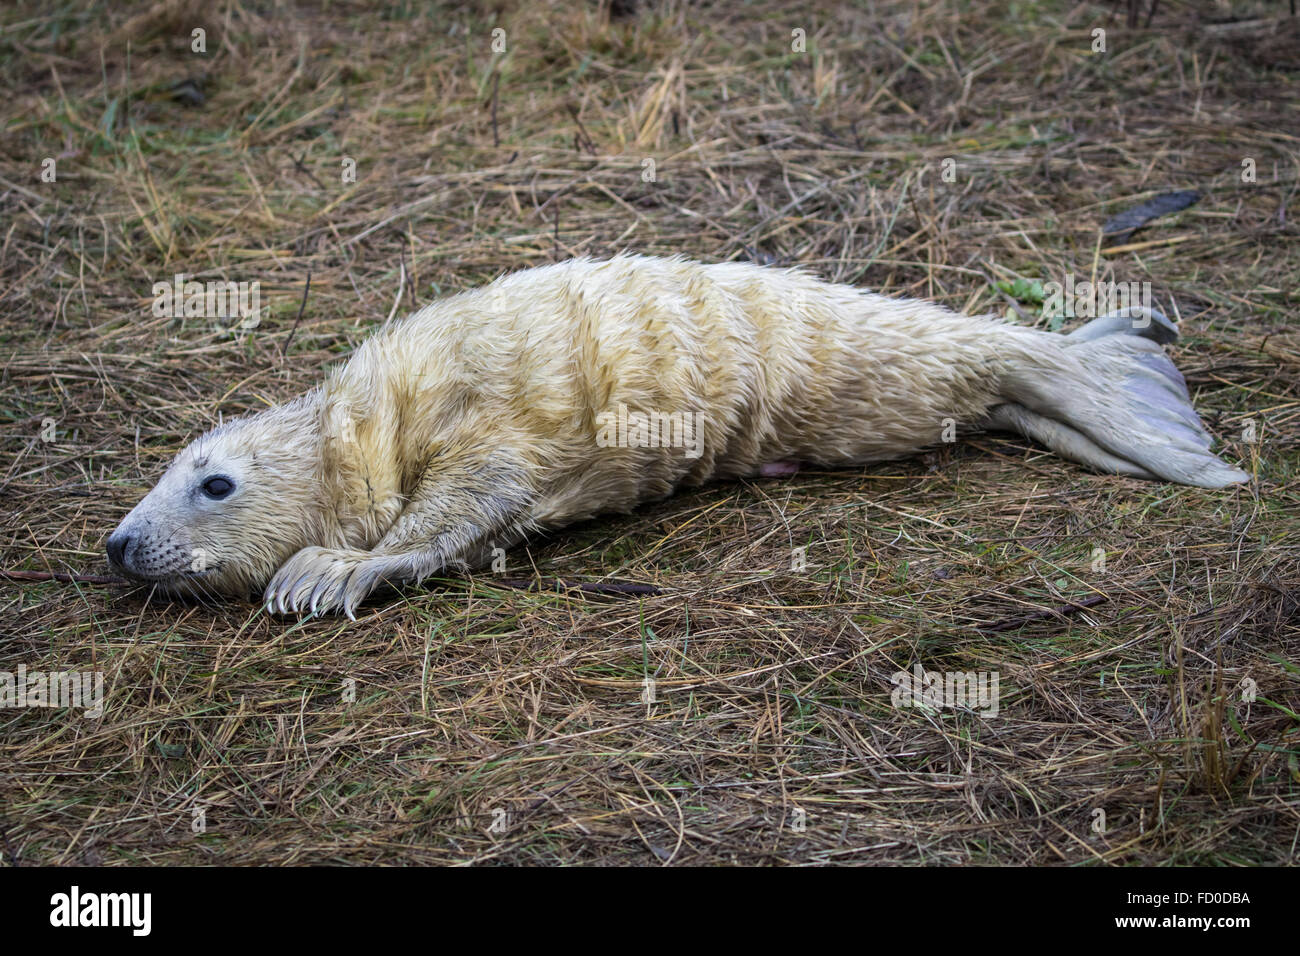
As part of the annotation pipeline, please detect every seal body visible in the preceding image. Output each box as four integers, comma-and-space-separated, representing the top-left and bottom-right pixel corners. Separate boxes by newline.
107, 254, 1246, 616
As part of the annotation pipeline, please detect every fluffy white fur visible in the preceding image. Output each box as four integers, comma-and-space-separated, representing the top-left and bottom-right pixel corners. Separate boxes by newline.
107, 254, 1247, 616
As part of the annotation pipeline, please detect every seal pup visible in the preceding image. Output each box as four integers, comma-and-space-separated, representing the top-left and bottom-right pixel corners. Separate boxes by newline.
106, 254, 1247, 617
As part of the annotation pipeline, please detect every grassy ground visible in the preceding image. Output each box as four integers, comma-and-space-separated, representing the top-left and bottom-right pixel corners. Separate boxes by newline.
1, 0, 1298, 865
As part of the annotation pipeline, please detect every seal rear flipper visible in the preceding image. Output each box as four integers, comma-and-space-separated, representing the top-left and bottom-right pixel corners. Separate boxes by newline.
1064, 306, 1180, 346
999, 331, 1248, 489
982, 403, 1158, 479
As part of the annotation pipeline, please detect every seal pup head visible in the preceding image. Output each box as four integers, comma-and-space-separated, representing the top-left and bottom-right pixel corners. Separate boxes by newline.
106, 393, 326, 601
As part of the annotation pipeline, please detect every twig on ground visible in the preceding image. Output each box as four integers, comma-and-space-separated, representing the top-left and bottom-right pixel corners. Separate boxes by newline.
980, 594, 1108, 633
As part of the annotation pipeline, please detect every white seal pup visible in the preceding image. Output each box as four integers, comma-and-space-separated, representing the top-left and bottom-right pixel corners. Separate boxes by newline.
106, 254, 1247, 616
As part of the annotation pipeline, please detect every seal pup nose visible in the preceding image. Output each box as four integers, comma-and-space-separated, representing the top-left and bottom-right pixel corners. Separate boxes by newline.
106, 531, 132, 570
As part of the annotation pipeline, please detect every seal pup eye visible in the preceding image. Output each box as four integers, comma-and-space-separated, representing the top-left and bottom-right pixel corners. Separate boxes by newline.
201, 476, 235, 499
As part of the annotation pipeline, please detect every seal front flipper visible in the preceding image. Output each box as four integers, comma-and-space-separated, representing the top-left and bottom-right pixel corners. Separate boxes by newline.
264, 447, 535, 619
264, 545, 369, 617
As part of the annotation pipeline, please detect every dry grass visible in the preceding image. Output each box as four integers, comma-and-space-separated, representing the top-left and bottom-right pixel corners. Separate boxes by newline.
1, 0, 1298, 865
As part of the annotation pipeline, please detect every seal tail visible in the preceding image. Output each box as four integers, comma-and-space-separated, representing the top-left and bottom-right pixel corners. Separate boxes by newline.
985, 308, 1248, 489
